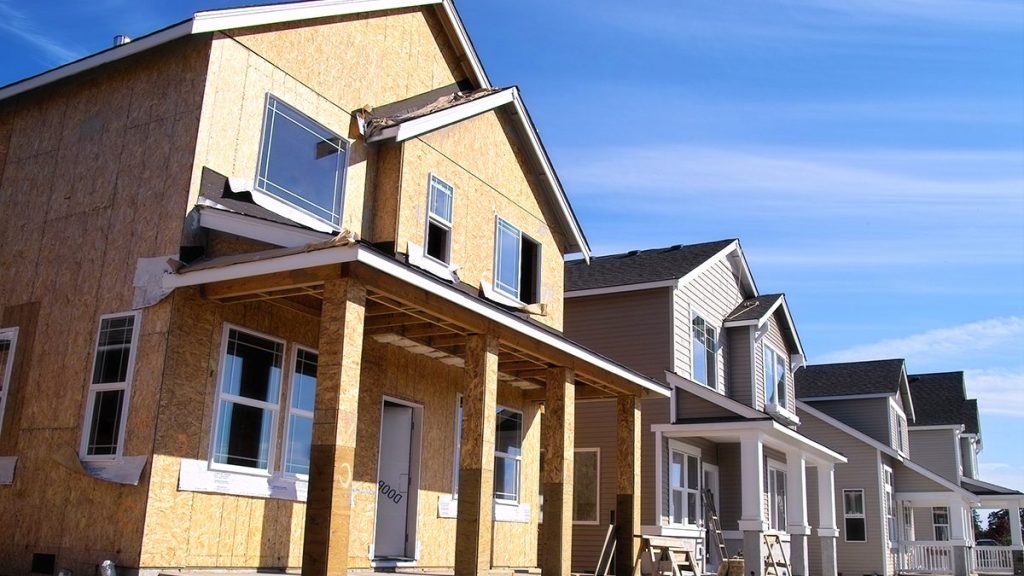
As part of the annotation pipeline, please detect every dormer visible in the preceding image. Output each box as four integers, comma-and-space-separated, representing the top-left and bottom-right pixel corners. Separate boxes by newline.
907, 371, 981, 482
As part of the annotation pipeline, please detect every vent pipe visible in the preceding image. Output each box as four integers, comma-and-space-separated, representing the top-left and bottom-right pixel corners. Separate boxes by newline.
113, 35, 131, 47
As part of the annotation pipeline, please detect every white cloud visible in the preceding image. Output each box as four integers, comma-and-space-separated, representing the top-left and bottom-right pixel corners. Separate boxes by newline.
0, 1, 80, 65
964, 367, 1024, 417
977, 461, 1024, 494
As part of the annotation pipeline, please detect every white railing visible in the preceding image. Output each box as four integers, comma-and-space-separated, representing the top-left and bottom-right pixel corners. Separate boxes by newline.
973, 546, 1015, 574
899, 541, 954, 574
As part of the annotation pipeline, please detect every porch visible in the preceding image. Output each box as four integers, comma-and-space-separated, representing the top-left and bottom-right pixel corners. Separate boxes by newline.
898, 541, 1019, 575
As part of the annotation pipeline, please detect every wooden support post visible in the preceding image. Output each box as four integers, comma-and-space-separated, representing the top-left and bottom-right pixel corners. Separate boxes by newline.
455, 333, 499, 576
302, 277, 367, 576
540, 366, 576, 576
616, 395, 641, 576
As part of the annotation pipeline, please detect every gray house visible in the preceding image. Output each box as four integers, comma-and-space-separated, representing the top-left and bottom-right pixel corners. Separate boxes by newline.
563, 240, 846, 576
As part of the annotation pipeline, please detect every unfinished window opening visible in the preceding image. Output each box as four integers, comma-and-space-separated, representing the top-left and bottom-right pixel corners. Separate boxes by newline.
844, 489, 866, 542
766, 462, 788, 531
763, 344, 787, 409
82, 312, 140, 458
256, 95, 347, 227
212, 327, 284, 472
0, 328, 17, 441
494, 217, 542, 304
691, 314, 717, 388
573, 448, 599, 524
669, 443, 701, 526
425, 174, 453, 264
494, 406, 522, 502
283, 347, 317, 476
933, 506, 950, 541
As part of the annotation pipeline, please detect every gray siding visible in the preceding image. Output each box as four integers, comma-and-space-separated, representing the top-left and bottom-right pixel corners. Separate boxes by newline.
894, 463, 947, 492
960, 436, 975, 479
645, 397, 670, 526
675, 257, 746, 392
907, 428, 959, 483
675, 389, 737, 421
726, 326, 753, 407
571, 399, 619, 572
718, 443, 741, 531
804, 397, 892, 445
754, 311, 795, 411
564, 288, 673, 383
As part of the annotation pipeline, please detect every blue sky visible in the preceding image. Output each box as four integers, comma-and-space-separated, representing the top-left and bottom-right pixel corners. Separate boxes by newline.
1, 0, 1021, 491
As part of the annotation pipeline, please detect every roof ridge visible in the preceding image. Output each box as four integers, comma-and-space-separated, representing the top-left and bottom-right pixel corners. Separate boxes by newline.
575, 238, 737, 262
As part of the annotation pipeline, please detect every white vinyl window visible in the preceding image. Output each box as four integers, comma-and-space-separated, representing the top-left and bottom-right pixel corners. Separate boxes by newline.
573, 448, 600, 524
669, 444, 701, 526
933, 507, 950, 541
691, 314, 717, 388
902, 504, 915, 542
494, 407, 523, 502
766, 462, 788, 531
212, 327, 284, 473
494, 217, 541, 304
283, 347, 318, 477
0, 328, 19, 440
844, 489, 867, 542
896, 415, 906, 453
256, 95, 347, 227
81, 312, 140, 459
883, 467, 896, 543
425, 174, 454, 264
763, 344, 787, 409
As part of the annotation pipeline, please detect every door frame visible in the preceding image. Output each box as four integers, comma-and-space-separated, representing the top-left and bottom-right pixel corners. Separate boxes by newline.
373, 396, 424, 561
703, 462, 721, 571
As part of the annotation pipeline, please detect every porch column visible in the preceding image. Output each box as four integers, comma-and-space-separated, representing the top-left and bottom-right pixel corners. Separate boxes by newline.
786, 452, 810, 576
949, 499, 970, 576
455, 333, 499, 576
615, 395, 641, 576
540, 367, 575, 576
739, 432, 766, 576
815, 464, 839, 576
1010, 504, 1023, 548
302, 277, 367, 576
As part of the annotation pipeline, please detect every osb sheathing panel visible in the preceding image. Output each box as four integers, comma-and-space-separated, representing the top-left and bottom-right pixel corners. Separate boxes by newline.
394, 111, 568, 330
0, 36, 210, 575
141, 290, 541, 570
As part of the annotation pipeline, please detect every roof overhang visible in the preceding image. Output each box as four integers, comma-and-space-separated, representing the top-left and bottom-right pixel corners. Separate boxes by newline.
666, 371, 765, 420
0, 0, 490, 102
651, 420, 847, 465
723, 294, 805, 359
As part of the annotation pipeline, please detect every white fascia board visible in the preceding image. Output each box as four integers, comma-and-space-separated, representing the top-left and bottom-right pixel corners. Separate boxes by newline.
776, 296, 805, 358
651, 419, 846, 464
799, 392, 894, 402
564, 279, 678, 298
730, 242, 758, 296
675, 241, 745, 294
191, 0, 441, 33
162, 244, 360, 289
198, 206, 334, 248
665, 370, 764, 420
909, 424, 964, 432
374, 88, 514, 143
898, 365, 916, 421
438, 0, 490, 89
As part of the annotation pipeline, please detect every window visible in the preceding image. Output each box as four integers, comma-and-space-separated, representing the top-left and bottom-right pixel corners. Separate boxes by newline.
883, 467, 896, 543
283, 348, 318, 476
896, 415, 906, 453
212, 327, 284, 472
425, 174, 453, 264
81, 313, 140, 458
574, 448, 599, 523
0, 328, 18, 440
494, 407, 523, 502
494, 217, 541, 304
766, 463, 788, 531
763, 345, 787, 409
256, 95, 347, 227
669, 446, 701, 525
691, 314, 717, 388
933, 507, 950, 541
844, 489, 867, 542
902, 504, 915, 542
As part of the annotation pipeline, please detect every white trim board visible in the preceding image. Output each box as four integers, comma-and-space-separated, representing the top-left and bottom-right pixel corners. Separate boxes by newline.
367, 88, 515, 143
197, 204, 333, 248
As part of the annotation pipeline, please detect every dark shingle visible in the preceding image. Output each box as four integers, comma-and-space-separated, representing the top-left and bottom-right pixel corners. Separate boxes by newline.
795, 359, 906, 398
908, 372, 977, 432
565, 239, 736, 291
726, 294, 783, 323
962, 399, 980, 435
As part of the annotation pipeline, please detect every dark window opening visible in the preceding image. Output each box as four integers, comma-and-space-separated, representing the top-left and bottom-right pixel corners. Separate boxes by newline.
519, 235, 540, 304
426, 220, 450, 263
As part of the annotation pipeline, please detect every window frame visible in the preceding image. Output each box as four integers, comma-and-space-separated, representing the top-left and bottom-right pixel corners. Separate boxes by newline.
690, 311, 718, 389
763, 343, 788, 409
80, 311, 142, 461
573, 447, 601, 525
492, 217, 542, 304
0, 327, 19, 442
883, 466, 896, 543
281, 344, 318, 480
766, 460, 788, 532
933, 506, 950, 541
668, 440, 702, 527
494, 405, 523, 504
424, 173, 454, 265
843, 488, 867, 542
254, 93, 348, 229
209, 324, 286, 477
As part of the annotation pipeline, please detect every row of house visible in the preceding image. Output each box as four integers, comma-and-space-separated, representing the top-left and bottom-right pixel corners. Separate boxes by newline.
0, 1, 1019, 576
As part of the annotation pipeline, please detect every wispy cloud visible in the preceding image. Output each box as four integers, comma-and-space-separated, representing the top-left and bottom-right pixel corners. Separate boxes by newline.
0, 1, 80, 65
977, 461, 1024, 493
802, 0, 1024, 26
964, 367, 1024, 416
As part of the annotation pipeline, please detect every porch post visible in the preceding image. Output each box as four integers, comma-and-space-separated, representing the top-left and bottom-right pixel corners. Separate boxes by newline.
786, 452, 809, 576
302, 277, 367, 576
540, 366, 575, 576
1010, 504, 1023, 548
455, 333, 499, 576
615, 395, 641, 576
739, 432, 766, 576
815, 464, 839, 576
949, 498, 969, 576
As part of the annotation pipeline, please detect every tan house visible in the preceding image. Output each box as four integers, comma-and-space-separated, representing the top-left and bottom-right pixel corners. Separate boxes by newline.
563, 241, 847, 576
795, 362, 1024, 576
0, 1, 670, 574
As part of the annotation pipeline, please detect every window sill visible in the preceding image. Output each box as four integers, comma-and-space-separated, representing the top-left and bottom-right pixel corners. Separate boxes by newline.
765, 402, 800, 426
80, 455, 148, 485
644, 524, 704, 539
406, 241, 458, 282
437, 494, 531, 523
178, 458, 308, 501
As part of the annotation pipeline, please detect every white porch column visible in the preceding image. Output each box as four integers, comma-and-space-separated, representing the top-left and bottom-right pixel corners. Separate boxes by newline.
786, 452, 810, 576
815, 464, 839, 576
739, 432, 766, 575
949, 498, 970, 576
1011, 504, 1023, 548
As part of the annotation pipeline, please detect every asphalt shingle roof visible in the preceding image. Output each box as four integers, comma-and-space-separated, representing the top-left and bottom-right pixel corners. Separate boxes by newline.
908, 372, 978, 433
795, 359, 906, 399
726, 294, 783, 323
565, 239, 736, 292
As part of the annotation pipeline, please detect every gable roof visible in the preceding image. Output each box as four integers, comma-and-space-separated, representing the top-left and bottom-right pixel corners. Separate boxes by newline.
724, 293, 805, 359
796, 359, 907, 399
0, 0, 489, 101
565, 239, 749, 293
908, 371, 978, 434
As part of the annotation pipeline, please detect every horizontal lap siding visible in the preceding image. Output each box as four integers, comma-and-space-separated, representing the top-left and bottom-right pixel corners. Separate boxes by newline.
804, 397, 891, 445
907, 429, 959, 483
677, 259, 745, 392
572, 399, 618, 572
727, 327, 752, 406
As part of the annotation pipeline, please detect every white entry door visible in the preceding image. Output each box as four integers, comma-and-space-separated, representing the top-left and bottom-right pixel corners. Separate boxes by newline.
374, 402, 414, 558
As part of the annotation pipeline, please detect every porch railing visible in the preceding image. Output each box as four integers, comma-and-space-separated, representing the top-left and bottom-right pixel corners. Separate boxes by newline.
973, 546, 1015, 574
898, 541, 953, 574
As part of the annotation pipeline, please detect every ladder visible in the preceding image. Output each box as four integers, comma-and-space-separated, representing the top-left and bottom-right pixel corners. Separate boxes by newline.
702, 487, 728, 564
594, 521, 616, 576
763, 533, 790, 576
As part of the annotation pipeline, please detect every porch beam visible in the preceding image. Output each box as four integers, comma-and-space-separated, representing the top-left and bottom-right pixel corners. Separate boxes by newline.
203, 263, 340, 301
615, 395, 641, 576
455, 333, 499, 576
302, 276, 366, 576
540, 366, 575, 576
